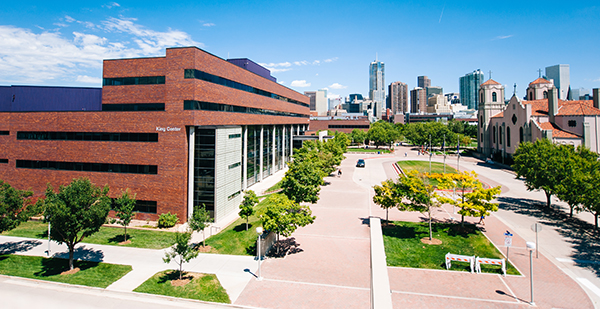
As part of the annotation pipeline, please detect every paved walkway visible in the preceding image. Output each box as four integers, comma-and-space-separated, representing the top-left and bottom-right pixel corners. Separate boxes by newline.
235, 155, 372, 308
0, 235, 256, 303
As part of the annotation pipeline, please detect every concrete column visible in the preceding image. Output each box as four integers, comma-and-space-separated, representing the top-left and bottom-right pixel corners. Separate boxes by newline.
259, 126, 264, 182
289, 125, 294, 160
242, 126, 248, 190
272, 126, 276, 175
187, 126, 195, 221
282, 126, 286, 166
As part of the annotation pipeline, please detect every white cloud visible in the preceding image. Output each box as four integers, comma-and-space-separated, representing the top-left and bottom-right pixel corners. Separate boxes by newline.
327, 93, 342, 99
0, 17, 200, 84
594, 78, 600, 82
291, 80, 311, 87
103, 2, 121, 9
260, 62, 291, 68
294, 60, 309, 66
324, 57, 338, 63
76, 75, 102, 84
203, 23, 215, 27
329, 83, 346, 89
312, 60, 320, 65
269, 68, 291, 73
493, 35, 513, 40
278, 81, 285, 85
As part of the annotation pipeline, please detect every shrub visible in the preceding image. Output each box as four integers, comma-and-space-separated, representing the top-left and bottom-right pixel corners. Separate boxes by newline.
158, 212, 179, 228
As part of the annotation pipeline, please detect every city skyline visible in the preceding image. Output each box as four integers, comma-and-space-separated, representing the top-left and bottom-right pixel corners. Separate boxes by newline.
1, 1, 599, 101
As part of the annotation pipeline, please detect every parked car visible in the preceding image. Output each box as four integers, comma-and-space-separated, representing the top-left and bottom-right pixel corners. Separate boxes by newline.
356, 159, 365, 167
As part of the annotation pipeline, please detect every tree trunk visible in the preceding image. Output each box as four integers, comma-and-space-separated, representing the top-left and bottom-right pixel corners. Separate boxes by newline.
570, 205, 574, 217
386, 208, 389, 223
545, 191, 551, 208
179, 256, 183, 280
276, 233, 280, 255
428, 207, 432, 240
124, 226, 128, 242
595, 212, 598, 230
246, 218, 249, 231
203, 230, 206, 247
68, 244, 74, 270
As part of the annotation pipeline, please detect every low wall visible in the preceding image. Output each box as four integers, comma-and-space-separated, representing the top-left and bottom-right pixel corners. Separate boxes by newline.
370, 217, 393, 309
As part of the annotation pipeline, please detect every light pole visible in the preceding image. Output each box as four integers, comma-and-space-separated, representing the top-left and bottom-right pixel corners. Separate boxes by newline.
256, 227, 263, 281
526, 241, 536, 306
429, 134, 432, 173
47, 221, 51, 257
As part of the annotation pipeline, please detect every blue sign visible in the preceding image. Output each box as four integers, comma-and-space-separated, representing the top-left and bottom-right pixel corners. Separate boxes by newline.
504, 230, 513, 237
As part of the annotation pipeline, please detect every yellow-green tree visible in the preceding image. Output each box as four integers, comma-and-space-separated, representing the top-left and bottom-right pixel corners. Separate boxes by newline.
373, 179, 396, 222
430, 171, 500, 225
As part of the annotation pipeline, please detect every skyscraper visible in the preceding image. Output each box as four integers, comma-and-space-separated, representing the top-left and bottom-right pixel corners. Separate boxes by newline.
418, 76, 431, 88
410, 87, 426, 114
369, 58, 385, 119
389, 81, 408, 115
545, 64, 570, 100
460, 69, 485, 110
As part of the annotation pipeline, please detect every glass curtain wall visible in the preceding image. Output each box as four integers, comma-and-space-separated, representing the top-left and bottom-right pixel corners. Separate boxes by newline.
246, 126, 260, 187
263, 125, 272, 178
194, 128, 215, 217
284, 125, 290, 163
275, 126, 283, 172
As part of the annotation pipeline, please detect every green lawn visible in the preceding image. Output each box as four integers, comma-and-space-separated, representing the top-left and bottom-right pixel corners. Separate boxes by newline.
264, 180, 283, 194
2, 221, 176, 249
205, 194, 281, 255
0, 254, 132, 288
134, 270, 230, 303
348, 148, 391, 153
397, 160, 457, 174
383, 221, 519, 275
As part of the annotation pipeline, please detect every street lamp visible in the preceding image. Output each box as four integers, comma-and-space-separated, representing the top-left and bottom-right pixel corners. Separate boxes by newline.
526, 241, 536, 306
256, 227, 263, 281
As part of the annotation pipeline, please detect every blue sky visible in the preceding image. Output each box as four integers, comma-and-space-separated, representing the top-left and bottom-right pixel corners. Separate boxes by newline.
1, 1, 599, 101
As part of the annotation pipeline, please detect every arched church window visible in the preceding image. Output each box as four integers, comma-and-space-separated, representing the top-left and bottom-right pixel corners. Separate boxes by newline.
519, 127, 523, 143
493, 126, 496, 143
507, 127, 511, 147
543, 91, 548, 99
499, 127, 503, 145
529, 92, 533, 100
480, 116, 483, 127
480, 92, 484, 103
492, 92, 497, 102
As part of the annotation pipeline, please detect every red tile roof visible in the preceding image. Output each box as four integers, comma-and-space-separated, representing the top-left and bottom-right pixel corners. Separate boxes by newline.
491, 111, 504, 118
538, 122, 580, 139
481, 79, 501, 86
529, 77, 552, 85
522, 99, 600, 116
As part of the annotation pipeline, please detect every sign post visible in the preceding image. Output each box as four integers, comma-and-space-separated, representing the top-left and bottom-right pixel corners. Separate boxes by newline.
504, 230, 513, 259
531, 223, 542, 258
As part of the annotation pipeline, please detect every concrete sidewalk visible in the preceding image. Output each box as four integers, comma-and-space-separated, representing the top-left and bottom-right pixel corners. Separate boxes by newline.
0, 235, 256, 303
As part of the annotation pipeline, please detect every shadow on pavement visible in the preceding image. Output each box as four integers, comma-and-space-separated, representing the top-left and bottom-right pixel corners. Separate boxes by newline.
497, 196, 600, 277
52, 245, 105, 262
267, 237, 303, 258
0, 239, 42, 255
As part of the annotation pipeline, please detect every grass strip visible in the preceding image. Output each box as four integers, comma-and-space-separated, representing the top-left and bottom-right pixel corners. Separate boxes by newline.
205, 194, 280, 255
382, 221, 519, 275
0, 254, 132, 288
3, 221, 176, 249
348, 148, 391, 153
134, 270, 230, 303
396, 160, 457, 175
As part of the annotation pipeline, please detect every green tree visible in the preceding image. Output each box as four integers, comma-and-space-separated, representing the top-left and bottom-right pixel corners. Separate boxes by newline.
582, 167, 600, 229
112, 189, 136, 242
430, 171, 488, 225
188, 204, 213, 247
555, 145, 588, 217
393, 171, 441, 240
0, 180, 35, 233
239, 190, 258, 230
350, 129, 367, 145
281, 158, 324, 204
44, 178, 111, 270
513, 139, 561, 208
261, 194, 315, 254
373, 179, 396, 222
163, 232, 198, 280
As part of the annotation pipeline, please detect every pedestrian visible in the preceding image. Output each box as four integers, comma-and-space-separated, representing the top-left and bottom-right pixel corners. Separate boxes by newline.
479, 215, 485, 225
338, 169, 342, 177
405, 152, 407, 157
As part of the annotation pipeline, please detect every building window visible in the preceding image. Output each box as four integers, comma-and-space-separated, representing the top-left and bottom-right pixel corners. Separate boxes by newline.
102, 103, 165, 111
568, 120, 576, 127
17, 132, 158, 142
184, 100, 308, 118
493, 126, 496, 143
0, 131, 9, 135
228, 191, 241, 201
229, 133, 241, 139
184, 69, 309, 108
507, 127, 511, 147
492, 92, 497, 102
499, 127, 503, 145
103, 76, 165, 86
519, 127, 524, 143
16, 160, 158, 174
0, 159, 8, 164
111, 199, 157, 214
529, 92, 533, 100
480, 116, 483, 127
194, 128, 216, 216
228, 162, 241, 169
543, 91, 548, 99
480, 133, 483, 143
480, 92, 484, 104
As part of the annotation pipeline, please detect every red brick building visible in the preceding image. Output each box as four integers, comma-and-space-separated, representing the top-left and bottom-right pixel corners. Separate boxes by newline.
0, 47, 309, 223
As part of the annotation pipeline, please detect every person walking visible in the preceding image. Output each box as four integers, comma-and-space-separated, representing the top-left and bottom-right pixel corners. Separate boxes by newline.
338, 168, 342, 177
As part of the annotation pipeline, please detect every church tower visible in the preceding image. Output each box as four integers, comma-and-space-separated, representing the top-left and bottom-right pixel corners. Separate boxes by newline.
526, 78, 553, 100
478, 79, 505, 157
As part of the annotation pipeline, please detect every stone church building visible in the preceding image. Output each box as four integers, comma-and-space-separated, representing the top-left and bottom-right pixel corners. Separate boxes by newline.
478, 77, 600, 161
